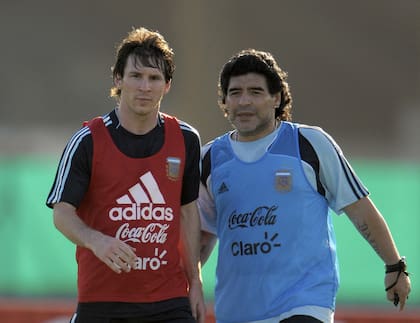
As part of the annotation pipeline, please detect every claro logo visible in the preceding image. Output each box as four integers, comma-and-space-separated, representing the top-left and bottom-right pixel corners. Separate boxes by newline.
109, 171, 174, 222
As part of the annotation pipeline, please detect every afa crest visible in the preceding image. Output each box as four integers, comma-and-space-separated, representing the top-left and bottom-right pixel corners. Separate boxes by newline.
275, 170, 292, 192
166, 157, 181, 180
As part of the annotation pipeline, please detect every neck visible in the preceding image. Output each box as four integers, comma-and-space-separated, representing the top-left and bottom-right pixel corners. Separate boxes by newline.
234, 120, 278, 142
116, 107, 159, 135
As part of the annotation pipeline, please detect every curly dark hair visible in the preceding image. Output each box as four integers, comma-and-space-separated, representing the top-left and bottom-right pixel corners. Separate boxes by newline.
110, 27, 175, 99
218, 49, 292, 121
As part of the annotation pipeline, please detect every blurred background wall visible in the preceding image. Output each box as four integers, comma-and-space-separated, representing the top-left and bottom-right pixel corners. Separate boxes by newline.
1, 0, 420, 158
0, 0, 419, 320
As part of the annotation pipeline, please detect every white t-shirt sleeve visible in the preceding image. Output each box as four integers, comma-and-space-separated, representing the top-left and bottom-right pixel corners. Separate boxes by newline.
299, 126, 369, 214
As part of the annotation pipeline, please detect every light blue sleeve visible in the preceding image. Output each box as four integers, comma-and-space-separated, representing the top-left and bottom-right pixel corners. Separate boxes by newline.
299, 126, 369, 214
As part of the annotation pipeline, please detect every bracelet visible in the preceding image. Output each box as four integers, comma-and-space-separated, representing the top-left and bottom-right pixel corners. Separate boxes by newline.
385, 256, 407, 273
385, 257, 409, 292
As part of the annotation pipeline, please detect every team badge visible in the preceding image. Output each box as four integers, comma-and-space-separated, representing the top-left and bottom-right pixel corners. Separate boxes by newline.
166, 157, 181, 180
275, 170, 292, 192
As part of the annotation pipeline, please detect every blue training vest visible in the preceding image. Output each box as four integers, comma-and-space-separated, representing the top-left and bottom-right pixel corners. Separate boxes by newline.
210, 122, 339, 323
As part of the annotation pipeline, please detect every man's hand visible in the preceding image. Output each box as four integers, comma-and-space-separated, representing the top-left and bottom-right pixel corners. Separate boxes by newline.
52, 202, 137, 274
188, 279, 206, 323
385, 271, 411, 311
89, 233, 137, 274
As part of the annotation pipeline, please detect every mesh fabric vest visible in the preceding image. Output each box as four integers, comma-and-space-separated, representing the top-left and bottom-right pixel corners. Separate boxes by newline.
76, 114, 187, 302
211, 122, 338, 322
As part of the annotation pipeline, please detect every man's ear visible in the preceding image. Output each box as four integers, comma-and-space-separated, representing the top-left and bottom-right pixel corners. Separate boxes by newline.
273, 92, 281, 110
164, 79, 172, 94
114, 75, 122, 88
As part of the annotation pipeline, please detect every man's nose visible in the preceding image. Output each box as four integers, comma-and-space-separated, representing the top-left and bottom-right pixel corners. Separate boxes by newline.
238, 93, 251, 105
138, 78, 151, 90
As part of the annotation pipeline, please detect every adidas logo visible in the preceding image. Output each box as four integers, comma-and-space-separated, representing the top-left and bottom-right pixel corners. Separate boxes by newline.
109, 171, 174, 221
218, 182, 229, 194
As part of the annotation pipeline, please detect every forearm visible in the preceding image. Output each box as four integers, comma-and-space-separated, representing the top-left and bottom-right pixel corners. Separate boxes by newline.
344, 196, 401, 264
344, 196, 411, 310
53, 201, 137, 273
200, 231, 217, 265
180, 201, 203, 284
180, 201, 206, 322
53, 201, 103, 250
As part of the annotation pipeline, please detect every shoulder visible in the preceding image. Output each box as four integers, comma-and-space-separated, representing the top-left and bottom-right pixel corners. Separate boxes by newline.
161, 113, 200, 142
66, 124, 92, 152
298, 124, 331, 141
297, 124, 345, 176
66, 111, 117, 155
178, 119, 200, 138
84, 110, 117, 133
201, 131, 232, 159
297, 124, 342, 156
176, 118, 202, 150
201, 140, 214, 159
200, 140, 217, 187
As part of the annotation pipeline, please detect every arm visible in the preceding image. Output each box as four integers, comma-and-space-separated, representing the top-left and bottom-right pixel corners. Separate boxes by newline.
200, 230, 217, 266
197, 163, 218, 265
180, 200, 206, 323
53, 202, 137, 274
301, 128, 411, 309
344, 196, 411, 310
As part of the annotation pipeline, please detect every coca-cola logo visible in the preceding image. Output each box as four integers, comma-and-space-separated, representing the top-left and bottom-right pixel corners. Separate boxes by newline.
115, 222, 169, 244
228, 205, 278, 229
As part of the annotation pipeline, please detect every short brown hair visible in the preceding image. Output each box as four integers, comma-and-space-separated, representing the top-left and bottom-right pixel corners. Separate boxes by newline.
110, 27, 175, 99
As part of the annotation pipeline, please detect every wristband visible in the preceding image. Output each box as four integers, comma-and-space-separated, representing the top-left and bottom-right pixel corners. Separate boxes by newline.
385, 257, 407, 273
385, 256, 409, 294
